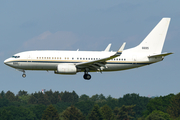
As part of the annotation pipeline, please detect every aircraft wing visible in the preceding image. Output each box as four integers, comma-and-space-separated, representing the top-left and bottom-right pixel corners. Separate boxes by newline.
76, 42, 126, 71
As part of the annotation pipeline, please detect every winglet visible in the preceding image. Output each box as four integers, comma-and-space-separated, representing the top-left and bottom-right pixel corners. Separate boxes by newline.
115, 42, 126, 55
118, 42, 126, 52
104, 43, 111, 52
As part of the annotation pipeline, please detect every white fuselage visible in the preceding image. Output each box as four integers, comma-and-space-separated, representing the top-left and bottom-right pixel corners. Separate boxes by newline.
4, 49, 162, 72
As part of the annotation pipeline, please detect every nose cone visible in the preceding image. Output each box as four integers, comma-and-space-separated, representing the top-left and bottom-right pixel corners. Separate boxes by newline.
4, 58, 12, 66
4, 59, 8, 65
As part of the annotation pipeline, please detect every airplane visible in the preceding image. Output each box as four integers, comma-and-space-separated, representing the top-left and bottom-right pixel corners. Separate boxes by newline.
4, 18, 173, 80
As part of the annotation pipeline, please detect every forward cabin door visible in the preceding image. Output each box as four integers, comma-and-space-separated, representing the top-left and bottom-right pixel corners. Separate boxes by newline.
27, 54, 32, 62
132, 55, 137, 64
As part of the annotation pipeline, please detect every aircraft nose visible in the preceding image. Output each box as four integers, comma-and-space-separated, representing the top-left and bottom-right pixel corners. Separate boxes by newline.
4, 58, 11, 66
4, 59, 8, 65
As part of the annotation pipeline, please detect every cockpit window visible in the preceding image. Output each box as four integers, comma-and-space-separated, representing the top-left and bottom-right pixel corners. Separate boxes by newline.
12, 56, 20, 58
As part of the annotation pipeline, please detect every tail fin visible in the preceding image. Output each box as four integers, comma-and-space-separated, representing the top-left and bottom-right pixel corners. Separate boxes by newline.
130, 18, 171, 54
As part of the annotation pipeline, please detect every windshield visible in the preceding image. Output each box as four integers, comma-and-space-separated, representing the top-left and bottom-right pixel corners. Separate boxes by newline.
12, 56, 20, 58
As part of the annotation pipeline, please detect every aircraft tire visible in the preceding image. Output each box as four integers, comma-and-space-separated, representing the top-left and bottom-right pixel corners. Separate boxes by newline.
22, 74, 26, 78
83, 74, 91, 80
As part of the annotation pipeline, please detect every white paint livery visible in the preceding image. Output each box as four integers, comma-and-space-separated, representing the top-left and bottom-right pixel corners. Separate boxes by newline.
4, 18, 173, 80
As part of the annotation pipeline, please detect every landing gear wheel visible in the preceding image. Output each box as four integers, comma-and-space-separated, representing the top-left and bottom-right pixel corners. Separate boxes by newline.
22, 74, 26, 78
83, 74, 91, 80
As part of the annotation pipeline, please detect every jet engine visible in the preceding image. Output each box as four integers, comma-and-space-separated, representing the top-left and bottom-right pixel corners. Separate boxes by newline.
54, 64, 77, 74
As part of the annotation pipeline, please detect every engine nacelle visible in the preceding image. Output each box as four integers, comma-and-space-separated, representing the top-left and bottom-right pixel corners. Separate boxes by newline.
55, 64, 77, 75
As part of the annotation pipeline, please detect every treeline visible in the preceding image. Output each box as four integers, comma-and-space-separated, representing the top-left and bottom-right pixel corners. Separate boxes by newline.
0, 90, 180, 120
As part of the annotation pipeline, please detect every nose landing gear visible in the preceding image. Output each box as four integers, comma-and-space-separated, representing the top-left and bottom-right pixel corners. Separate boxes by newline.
22, 71, 26, 78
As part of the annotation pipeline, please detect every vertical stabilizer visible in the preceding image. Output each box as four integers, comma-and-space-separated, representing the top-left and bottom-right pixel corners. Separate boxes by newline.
130, 18, 171, 54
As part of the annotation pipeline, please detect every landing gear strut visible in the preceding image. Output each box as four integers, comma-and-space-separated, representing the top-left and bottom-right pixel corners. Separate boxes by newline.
22, 71, 26, 78
83, 69, 91, 80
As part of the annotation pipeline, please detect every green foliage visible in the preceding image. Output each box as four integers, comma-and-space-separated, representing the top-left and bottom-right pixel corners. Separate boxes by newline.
41, 104, 60, 120
144, 94, 174, 116
17, 90, 28, 96
5, 91, 19, 102
167, 93, 180, 119
0, 90, 177, 120
118, 93, 150, 118
88, 104, 103, 120
0, 106, 37, 120
0, 98, 9, 107
0, 91, 5, 98
114, 105, 135, 120
75, 100, 95, 116
19, 95, 31, 104
61, 105, 85, 120
29, 104, 47, 120
0, 109, 13, 120
54, 101, 71, 113
145, 110, 171, 120
61, 91, 79, 103
79, 94, 90, 101
100, 104, 114, 120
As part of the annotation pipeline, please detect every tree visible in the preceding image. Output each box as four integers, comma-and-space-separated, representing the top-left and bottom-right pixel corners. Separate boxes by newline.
119, 93, 150, 119
19, 95, 30, 104
5, 91, 19, 102
28, 95, 37, 104
29, 104, 47, 120
17, 90, 28, 96
0, 109, 12, 120
88, 104, 103, 120
0, 106, 36, 120
79, 94, 89, 102
114, 105, 135, 120
167, 92, 180, 119
145, 110, 171, 120
100, 104, 114, 120
61, 91, 79, 103
0, 91, 5, 98
75, 100, 95, 116
61, 105, 85, 120
144, 94, 174, 116
42, 104, 60, 120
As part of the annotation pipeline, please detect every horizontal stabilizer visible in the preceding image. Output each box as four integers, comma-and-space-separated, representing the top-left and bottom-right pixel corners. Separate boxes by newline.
148, 52, 173, 58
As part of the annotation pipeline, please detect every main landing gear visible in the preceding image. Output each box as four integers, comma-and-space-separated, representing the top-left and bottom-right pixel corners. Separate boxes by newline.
83, 69, 91, 80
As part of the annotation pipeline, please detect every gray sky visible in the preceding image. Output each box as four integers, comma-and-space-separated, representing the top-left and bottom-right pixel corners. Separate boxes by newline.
0, 0, 179, 98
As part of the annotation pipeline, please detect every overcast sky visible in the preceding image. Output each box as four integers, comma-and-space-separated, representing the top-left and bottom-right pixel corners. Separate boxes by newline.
0, 0, 179, 98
